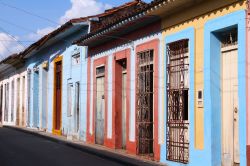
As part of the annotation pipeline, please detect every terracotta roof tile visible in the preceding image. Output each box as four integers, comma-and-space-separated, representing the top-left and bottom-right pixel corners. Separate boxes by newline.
18, 0, 145, 58
74, 0, 166, 45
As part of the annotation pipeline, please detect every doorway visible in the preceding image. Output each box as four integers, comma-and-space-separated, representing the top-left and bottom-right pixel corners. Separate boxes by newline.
4, 83, 9, 122
95, 66, 105, 145
11, 80, 14, 122
27, 71, 31, 127
114, 59, 127, 149
16, 78, 20, 126
136, 50, 154, 156
221, 29, 239, 166
121, 64, 127, 149
21, 76, 25, 126
54, 59, 62, 134
33, 70, 39, 128
75, 82, 80, 133
166, 39, 189, 163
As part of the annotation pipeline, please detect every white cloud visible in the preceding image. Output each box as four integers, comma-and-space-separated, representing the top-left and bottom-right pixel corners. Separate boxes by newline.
26, 0, 112, 41
59, 0, 112, 24
0, 33, 23, 60
0, 0, 113, 60
26, 26, 56, 41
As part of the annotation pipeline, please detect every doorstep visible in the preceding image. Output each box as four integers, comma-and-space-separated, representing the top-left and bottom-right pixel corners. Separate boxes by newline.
4, 125, 165, 166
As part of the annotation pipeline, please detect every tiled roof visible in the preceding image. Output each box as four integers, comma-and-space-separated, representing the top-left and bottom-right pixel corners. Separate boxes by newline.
19, 17, 89, 58
16, 0, 145, 59
74, 0, 167, 45
0, 0, 156, 64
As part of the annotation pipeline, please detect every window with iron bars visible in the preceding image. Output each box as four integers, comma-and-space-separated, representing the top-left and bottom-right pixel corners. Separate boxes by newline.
136, 49, 154, 158
166, 39, 189, 163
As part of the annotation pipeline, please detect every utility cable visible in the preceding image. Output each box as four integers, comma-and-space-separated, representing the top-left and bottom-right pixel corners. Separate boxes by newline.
0, 25, 26, 50
0, 42, 13, 60
0, 0, 60, 26
0, 39, 35, 43
0, 17, 37, 34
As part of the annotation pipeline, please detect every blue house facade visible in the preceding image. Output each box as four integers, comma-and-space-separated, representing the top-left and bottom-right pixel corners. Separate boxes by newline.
22, 20, 89, 141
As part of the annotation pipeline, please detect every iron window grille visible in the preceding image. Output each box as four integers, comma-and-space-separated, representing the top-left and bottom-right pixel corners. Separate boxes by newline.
221, 28, 238, 48
136, 49, 154, 158
166, 39, 189, 163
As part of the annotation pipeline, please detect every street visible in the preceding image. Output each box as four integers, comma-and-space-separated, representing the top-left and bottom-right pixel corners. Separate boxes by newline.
0, 127, 124, 166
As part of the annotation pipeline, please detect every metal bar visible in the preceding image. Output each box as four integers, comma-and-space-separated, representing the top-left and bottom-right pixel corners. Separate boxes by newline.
166, 39, 189, 164
136, 49, 154, 157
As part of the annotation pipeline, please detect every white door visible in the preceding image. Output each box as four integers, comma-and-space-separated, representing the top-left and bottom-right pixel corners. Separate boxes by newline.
95, 76, 105, 145
221, 44, 239, 166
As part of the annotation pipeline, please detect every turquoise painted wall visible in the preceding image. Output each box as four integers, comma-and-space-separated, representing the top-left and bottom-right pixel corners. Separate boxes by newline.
161, 27, 196, 166
161, 10, 247, 166
62, 45, 88, 141
204, 10, 247, 166
25, 26, 88, 141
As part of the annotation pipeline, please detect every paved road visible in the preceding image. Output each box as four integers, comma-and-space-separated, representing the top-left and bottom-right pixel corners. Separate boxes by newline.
0, 127, 124, 166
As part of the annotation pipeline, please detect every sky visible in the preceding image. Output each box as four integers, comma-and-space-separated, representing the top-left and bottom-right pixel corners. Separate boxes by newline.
0, 0, 152, 60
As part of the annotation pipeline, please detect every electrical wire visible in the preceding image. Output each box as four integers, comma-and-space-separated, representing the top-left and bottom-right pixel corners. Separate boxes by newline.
0, 25, 26, 50
0, 17, 37, 34
0, 40, 35, 43
0, 0, 60, 26
0, 41, 12, 58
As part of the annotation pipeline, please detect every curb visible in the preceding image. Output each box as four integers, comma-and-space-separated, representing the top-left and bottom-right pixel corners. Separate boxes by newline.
4, 126, 162, 166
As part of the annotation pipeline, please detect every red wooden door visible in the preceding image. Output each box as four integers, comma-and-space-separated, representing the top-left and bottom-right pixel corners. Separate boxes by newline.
55, 61, 62, 130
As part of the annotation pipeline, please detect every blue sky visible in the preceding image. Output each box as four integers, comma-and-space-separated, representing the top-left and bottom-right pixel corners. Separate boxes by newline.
0, 0, 152, 59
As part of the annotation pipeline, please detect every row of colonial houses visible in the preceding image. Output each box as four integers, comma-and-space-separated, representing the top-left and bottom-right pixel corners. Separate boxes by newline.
0, 0, 249, 165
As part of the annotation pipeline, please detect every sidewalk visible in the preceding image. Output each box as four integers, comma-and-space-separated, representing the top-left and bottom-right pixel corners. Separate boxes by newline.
4, 125, 165, 166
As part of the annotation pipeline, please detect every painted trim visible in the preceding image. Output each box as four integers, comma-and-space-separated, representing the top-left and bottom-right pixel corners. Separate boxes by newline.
204, 10, 246, 166
112, 48, 131, 150
161, 27, 195, 166
52, 56, 63, 135
87, 56, 109, 145
135, 39, 160, 161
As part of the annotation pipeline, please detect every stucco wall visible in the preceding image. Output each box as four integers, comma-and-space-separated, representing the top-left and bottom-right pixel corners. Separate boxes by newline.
160, 1, 247, 165
0, 68, 27, 126
61, 45, 88, 141
87, 30, 162, 159
25, 27, 88, 136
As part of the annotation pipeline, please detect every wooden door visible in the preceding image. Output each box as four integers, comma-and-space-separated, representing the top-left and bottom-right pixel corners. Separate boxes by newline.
221, 44, 239, 166
95, 75, 105, 145
55, 61, 62, 131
